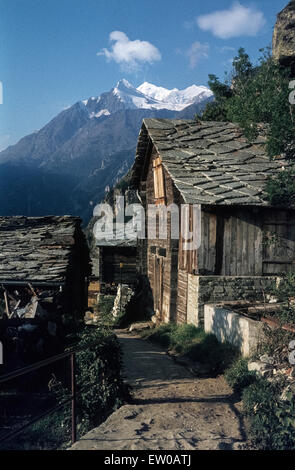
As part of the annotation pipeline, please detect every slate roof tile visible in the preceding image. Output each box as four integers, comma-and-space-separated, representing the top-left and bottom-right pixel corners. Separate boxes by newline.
0, 216, 84, 283
131, 119, 292, 207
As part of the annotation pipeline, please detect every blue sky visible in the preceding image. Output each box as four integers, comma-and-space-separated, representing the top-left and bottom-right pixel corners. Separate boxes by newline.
0, 0, 288, 149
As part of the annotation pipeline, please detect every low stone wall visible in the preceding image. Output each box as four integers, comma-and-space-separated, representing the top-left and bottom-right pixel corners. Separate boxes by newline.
187, 275, 279, 326
204, 303, 265, 357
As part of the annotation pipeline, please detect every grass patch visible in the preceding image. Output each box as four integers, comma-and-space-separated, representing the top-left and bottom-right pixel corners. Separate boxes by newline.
225, 358, 257, 396
142, 323, 239, 376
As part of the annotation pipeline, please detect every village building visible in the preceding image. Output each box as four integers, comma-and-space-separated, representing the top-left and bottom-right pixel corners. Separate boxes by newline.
130, 118, 295, 326
96, 231, 137, 286
92, 193, 140, 287
0, 216, 91, 362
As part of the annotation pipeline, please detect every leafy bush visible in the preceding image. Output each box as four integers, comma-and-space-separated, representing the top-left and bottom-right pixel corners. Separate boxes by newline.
268, 271, 295, 304
71, 326, 129, 433
225, 358, 257, 395
95, 294, 116, 327
242, 379, 295, 450
266, 168, 295, 208
1, 326, 129, 450
263, 270, 295, 326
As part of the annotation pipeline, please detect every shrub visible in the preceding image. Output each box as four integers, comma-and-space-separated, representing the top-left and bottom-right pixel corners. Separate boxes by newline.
262, 270, 295, 326
242, 379, 295, 450
95, 294, 116, 327
1, 325, 129, 450
266, 168, 295, 208
225, 358, 257, 395
71, 326, 129, 433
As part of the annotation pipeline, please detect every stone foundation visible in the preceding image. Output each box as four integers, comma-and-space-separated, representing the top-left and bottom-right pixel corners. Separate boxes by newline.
187, 275, 280, 327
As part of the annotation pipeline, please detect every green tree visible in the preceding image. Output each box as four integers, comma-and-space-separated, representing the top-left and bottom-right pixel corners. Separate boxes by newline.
199, 47, 295, 206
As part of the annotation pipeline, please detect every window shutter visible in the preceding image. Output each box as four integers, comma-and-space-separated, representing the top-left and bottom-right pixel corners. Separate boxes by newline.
153, 157, 165, 204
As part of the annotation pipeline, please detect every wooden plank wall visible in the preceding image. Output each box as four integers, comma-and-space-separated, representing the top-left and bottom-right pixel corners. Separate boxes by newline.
102, 247, 137, 284
262, 210, 295, 274
144, 146, 181, 322
197, 211, 217, 274
176, 269, 188, 324
196, 208, 295, 276
220, 209, 263, 276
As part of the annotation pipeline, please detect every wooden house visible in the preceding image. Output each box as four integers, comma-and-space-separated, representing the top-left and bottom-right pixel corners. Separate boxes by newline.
94, 217, 137, 286
0, 216, 91, 321
130, 119, 295, 326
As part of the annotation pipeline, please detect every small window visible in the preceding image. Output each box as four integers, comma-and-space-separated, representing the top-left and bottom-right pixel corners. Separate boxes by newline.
153, 157, 165, 205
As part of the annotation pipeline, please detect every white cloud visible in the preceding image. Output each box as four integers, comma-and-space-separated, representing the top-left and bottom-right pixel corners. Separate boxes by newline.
186, 42, 209, 68
97, 31, 161, 71
197, 2, 266, 39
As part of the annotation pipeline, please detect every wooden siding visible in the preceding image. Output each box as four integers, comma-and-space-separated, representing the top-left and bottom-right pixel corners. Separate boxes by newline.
101, 247, 137, 284
194, 208, 295, 276
220, 209, 263, 276
176, 269, 188, 324
262, 210, 295, 274
143, 146, 180, 322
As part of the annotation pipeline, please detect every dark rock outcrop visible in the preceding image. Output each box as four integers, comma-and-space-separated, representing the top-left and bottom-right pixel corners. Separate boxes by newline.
273, 1, 295, 70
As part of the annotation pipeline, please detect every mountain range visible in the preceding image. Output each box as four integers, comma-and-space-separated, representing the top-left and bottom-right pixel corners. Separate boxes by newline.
0, 79, 213, 222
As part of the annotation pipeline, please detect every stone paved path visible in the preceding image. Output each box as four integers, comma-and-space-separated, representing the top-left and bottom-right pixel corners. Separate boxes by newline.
71, 330, 247, 450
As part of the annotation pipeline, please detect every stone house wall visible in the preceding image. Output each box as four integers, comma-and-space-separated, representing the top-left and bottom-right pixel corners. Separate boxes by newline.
187, 275, 280, 327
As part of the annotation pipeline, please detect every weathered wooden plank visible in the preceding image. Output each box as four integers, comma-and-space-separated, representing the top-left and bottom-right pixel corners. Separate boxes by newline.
248, 215, 256, 275
230, 215, 237, 275
222, 215, 231, 275
208, 213, 217, 274
254, 212, 263, 275
176, 269, 187, 324
242, 215, 248, 275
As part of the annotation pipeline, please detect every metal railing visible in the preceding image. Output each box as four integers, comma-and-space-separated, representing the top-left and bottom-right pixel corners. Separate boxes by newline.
0, 349, 78, 446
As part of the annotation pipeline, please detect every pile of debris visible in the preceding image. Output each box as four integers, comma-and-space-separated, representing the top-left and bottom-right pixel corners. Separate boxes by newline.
248, 349, 295, 402
248, 353, 295, 380
0, 284, 65, 367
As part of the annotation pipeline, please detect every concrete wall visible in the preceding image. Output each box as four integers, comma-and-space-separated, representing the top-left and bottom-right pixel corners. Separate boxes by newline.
187, 275, 279, 327
204, 304, 265, 357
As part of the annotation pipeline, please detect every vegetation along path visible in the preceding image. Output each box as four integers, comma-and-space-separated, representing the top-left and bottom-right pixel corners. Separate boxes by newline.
71, 329, 247, 450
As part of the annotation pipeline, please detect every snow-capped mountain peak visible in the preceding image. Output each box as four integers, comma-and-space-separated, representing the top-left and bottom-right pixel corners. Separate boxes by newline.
81, 79, 213, 119
137, 82, 178, 102
115, 78, 134, 90
137, 82, 213, 110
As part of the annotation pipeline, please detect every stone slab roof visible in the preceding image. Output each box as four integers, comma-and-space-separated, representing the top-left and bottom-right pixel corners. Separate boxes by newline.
94, 216, 137, 248
0, 216, 82, 283
131, 119, 291, 206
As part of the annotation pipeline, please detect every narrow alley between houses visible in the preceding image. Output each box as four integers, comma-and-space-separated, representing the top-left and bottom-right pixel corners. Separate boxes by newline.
71, 329, 247, 451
